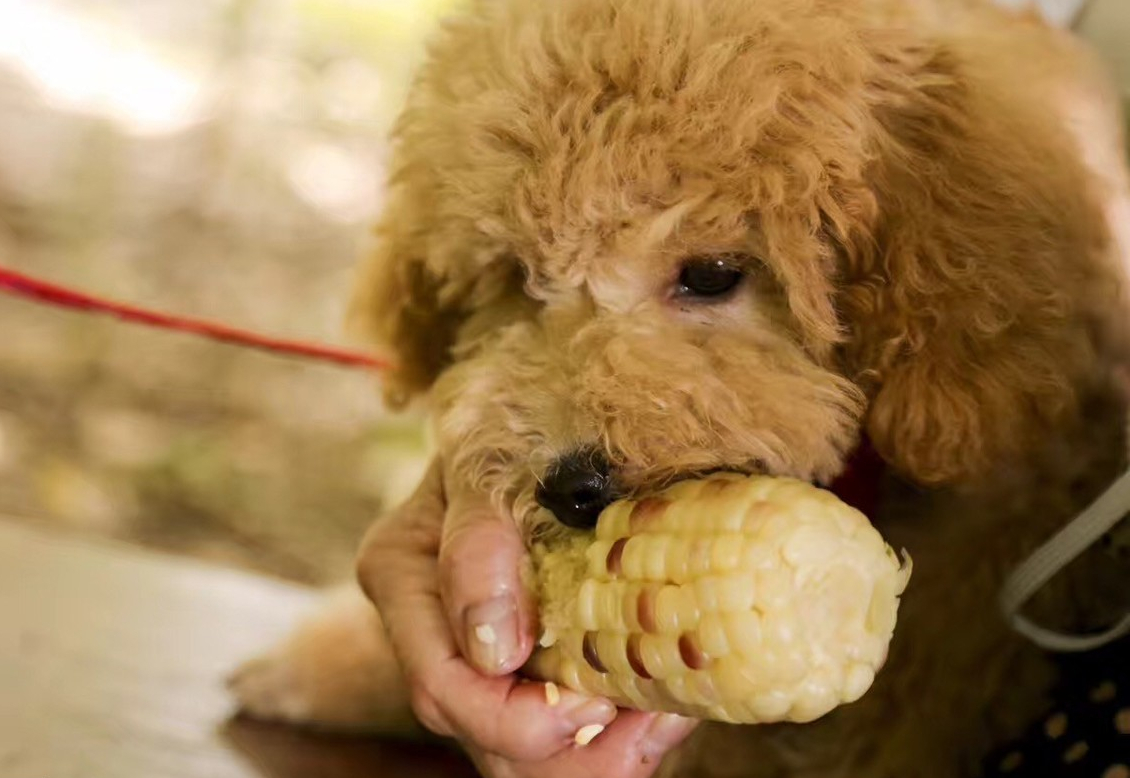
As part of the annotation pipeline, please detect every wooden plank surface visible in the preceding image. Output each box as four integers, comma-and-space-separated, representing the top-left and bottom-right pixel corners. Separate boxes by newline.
0, 519, 476, 778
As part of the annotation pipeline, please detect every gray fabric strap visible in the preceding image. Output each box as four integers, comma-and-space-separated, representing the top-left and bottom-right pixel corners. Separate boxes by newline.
998, 468, 1130, 652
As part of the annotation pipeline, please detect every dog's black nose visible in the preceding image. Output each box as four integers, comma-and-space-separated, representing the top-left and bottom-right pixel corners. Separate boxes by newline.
536, 450, 617, 529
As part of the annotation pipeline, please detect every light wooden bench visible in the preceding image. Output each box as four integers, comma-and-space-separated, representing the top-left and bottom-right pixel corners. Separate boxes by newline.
0, 519, 476, 778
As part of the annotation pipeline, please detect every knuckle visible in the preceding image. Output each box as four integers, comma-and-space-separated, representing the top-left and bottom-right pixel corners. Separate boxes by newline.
436, 521, 473, 567
410, 676, 548, 762
483, 715, 558, 763
354, 529, 391, 602
408, 684, 451, 737
506, 740, 556, 764
355, 510, 439, 603
438, 517, 507, 574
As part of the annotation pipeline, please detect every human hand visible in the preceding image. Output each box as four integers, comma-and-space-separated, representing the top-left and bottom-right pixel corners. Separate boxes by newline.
356, 461, 697, 777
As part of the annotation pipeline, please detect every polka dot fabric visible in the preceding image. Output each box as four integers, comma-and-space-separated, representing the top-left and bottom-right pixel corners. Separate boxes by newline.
983, 635, 1130, 777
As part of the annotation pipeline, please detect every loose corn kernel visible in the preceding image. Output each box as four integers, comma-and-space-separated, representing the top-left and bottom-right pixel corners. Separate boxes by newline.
574, 723, 605, 746
545, 682, 561, 706
527, 473, 911, 725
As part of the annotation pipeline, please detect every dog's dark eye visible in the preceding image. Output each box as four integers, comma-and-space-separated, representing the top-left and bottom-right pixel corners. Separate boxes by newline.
677, 258, 744, 298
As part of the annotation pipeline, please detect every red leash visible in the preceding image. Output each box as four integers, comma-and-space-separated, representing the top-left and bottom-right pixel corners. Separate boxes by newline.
0, 266, 392, 371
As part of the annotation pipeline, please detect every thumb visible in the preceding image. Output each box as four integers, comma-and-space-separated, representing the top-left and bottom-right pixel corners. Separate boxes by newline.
439, 480, 537, 676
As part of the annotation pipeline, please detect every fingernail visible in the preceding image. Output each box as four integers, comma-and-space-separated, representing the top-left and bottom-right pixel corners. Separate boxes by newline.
465, 596, 518, 672
558, 693, 617, 731
640, 713, 697, 759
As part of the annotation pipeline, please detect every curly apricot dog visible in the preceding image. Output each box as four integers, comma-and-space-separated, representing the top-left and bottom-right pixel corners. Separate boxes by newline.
233, 0, 1130, 775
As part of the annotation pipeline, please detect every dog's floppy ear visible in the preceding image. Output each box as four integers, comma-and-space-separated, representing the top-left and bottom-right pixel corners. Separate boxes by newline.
839, 39, 1119, 485
348, 200, 468, 410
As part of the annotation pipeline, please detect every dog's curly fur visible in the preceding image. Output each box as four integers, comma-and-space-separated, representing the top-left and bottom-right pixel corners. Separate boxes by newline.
233, 1, 1130, 775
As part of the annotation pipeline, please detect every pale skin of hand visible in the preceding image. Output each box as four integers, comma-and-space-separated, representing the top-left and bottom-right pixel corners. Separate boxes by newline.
357, 462, 698, 778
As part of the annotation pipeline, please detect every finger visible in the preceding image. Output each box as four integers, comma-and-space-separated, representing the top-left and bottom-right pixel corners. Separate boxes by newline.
448, 680, 618, 762
470, 712, 699, 778
356, 460, 448, 616
378, 563, 616, 758
634, 713, 699, 770
356, 468, 617, 758
439, 481, 536, 675
550, 711, 699, 777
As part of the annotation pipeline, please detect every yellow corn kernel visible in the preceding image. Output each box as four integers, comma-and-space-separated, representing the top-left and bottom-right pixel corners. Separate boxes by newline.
639, 633, 684, 680
586, 539, 617, 580
644, 535, 673, 581
663, 536, 692, 583
575, 578, 601, 631
709, 534, 746, 572
619, 536, 649, 580
696, 612, 731, 658
654, 584, 696, 632
723, 609, 763, 653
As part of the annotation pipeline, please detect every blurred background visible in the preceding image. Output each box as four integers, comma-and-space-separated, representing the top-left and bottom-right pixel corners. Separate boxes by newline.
0, 0, 461, 584
0, 0, 1126, 588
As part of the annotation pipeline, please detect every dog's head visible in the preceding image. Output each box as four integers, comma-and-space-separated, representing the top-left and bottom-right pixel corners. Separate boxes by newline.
351, 0, 1116, 535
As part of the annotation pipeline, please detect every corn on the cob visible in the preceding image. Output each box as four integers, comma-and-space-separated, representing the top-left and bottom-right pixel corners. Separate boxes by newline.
525, 473, 911, 725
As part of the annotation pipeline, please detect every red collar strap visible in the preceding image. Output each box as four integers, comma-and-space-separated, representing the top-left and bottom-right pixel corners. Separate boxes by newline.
827, 436, 885, 517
